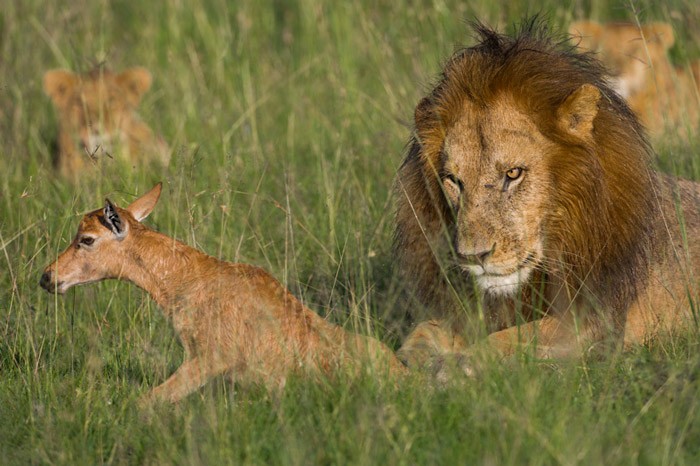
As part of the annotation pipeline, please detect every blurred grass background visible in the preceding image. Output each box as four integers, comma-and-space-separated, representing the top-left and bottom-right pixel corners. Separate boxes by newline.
1, 0, 700, 463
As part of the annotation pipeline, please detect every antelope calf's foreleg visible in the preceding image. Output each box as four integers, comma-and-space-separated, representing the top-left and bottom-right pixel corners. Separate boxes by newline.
142, 356, 226, 405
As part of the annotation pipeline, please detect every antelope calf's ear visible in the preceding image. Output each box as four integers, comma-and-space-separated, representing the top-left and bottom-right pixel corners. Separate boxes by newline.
126, 182, 162, 222
103, 199, 127, 238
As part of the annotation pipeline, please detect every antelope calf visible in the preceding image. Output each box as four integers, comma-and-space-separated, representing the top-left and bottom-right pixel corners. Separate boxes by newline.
40, 183, 405, 404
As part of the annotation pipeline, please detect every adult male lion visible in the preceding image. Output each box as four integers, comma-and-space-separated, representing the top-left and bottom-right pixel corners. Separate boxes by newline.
393, 20, 700, 373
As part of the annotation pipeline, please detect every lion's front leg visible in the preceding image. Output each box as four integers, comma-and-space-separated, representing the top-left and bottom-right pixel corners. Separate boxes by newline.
400, 313, 620, 382
484, 310, 625, 361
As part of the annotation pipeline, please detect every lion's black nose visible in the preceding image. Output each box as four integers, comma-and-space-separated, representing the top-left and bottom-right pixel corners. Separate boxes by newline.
472, 248, 492, 265
39, 271, 52, 291
456, 244, 495, 266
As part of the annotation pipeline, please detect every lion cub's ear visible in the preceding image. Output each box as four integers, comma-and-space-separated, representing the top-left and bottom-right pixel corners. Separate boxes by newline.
568, 20, 603, 51
43, 70, 78, 109
557, 84, 601, 140
116, 67, 153, 107
642, 22, 674, 51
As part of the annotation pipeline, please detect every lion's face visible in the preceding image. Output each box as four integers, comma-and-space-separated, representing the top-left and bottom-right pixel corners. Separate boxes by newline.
438, 95, 555, 296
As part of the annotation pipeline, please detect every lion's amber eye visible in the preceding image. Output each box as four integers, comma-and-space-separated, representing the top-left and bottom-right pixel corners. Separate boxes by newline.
444, 174, 463, 189
505, 167, 523, 181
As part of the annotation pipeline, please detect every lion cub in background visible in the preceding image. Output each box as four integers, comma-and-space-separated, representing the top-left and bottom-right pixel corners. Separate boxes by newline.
44, 66, 171, 178
569, 20, 700, 140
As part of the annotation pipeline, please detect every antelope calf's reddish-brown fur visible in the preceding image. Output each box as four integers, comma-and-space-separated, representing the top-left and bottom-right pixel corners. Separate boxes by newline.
40, 183, 405, 404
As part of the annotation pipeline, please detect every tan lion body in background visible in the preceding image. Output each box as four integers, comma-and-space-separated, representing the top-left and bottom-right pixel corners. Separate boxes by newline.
394, 20, 700, 374
44, 67, 170, 179
569, 20, 700, 140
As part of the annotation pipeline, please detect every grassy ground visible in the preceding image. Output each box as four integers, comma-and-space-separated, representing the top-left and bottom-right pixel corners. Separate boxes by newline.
1, 0, 700, 464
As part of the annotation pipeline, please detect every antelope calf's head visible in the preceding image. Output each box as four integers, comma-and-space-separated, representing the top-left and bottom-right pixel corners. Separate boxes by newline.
40, 183, 162, 294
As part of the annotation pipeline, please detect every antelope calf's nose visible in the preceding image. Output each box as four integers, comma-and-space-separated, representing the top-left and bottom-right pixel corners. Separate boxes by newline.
39, 271, 52, 291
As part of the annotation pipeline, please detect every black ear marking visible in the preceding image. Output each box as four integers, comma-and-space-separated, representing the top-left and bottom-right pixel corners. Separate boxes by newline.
103, 198, 125, 237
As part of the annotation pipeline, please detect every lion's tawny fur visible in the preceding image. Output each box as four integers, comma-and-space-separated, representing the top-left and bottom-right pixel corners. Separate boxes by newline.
40, 184, 405, 404
394, 19, 700, 370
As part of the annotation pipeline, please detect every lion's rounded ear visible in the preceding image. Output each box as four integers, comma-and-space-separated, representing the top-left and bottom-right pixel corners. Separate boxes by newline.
557, 84, 601, 140
643, 22, 675, 50
116, 67, 153, 106
568, 20, 603, 51
43, 69, 78, 108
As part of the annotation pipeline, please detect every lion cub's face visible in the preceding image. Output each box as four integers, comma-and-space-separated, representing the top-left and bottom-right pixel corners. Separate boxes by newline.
440, 96, 553, 296
44, 67, 153, 157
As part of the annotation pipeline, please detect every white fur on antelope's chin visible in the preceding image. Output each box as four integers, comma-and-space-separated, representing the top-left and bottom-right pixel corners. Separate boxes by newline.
58, 277, 101, 294
53, 281, 68, 294
463, 264, 534, 297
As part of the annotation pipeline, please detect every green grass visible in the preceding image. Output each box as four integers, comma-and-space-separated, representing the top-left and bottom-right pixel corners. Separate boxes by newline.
2, 0, 700, 464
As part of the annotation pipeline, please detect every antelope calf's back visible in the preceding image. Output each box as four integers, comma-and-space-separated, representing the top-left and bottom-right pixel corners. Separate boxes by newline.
40, 183, 405, 404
